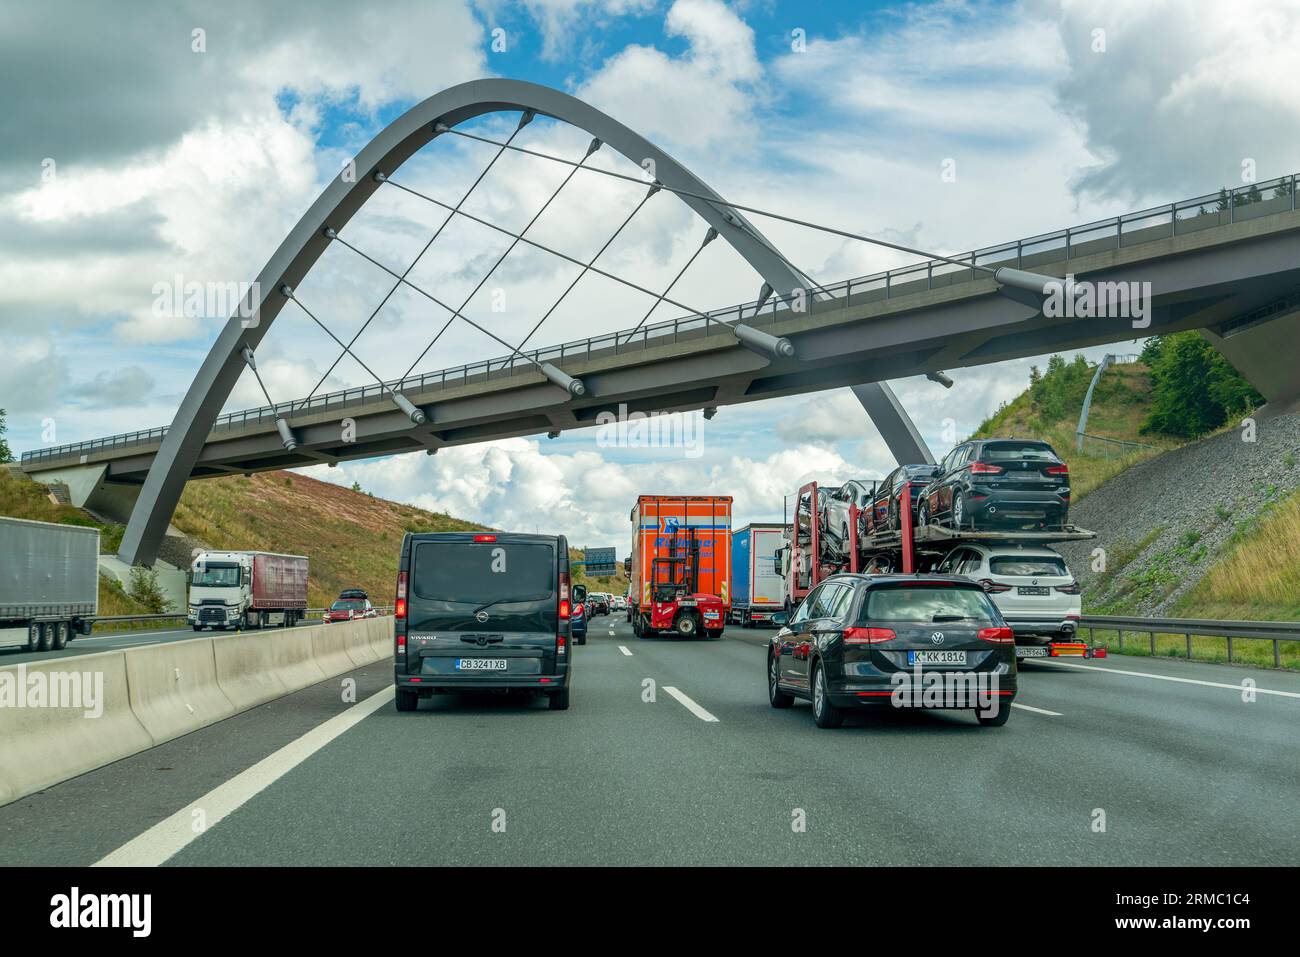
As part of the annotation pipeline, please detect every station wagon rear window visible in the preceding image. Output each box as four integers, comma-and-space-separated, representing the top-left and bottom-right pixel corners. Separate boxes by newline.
989, 556, 1068, 576
865, 585, 997, 623
982, 442, 1059, 461
412, 541, 554, 604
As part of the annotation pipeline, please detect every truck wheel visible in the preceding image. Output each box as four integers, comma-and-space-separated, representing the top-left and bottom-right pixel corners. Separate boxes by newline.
26, 623, 41, 652
192, 625, 203, 632
547, 688, 570, 711
675, 615, 699, 638
395, 688, 419, 712
705, 628, 723, 640
35, 623, 51, 652
51, 621, 68, 651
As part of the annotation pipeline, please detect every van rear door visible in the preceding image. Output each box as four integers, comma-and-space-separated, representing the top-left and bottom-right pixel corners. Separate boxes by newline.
405, 535, 560, 678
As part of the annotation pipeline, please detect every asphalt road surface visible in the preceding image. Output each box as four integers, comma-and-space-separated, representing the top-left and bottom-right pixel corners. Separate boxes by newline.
1, 616, 1296, 866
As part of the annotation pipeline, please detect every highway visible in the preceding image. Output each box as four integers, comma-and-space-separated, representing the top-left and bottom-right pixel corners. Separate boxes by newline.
1, 616, 1296, 867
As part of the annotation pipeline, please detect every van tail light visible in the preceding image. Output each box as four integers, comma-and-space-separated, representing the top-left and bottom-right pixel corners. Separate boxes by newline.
843, 626, 895, 644
474, 534, 497, 542
557, 635, 567, 657
1045, 464, 1069, 475
969, 462, 1003, 474
396, 633, 406, 656
979, 578, 1012, 593
979, 626, 1015, 643
1055, 581, 1081, 594
395, 571, 408, 620
559, 571, 570, 620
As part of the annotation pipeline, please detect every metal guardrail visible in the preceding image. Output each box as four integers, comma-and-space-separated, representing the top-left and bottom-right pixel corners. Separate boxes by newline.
1079, 614, 1300, 668
21, 172, 1300, 466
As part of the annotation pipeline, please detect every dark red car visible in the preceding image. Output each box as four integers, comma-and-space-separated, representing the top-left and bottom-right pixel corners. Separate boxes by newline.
324, 597, 376, 623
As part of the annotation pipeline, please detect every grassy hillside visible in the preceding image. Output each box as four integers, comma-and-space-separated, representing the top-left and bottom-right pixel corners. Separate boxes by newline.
974, 361, 1178, 500
172, 471, 485, 607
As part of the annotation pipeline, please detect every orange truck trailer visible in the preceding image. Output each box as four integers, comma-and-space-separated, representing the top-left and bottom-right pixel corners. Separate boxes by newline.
629, 495, 732, 640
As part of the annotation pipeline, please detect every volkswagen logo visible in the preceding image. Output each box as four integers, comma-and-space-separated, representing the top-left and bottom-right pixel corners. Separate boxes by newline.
930, 631, 945, 644
1032, 578, 1039, 586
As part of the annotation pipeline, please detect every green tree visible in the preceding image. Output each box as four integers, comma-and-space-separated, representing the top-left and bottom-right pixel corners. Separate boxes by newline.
128, 566, 173, 613
1141, 332, 1262, 438
0, 407, 12, 463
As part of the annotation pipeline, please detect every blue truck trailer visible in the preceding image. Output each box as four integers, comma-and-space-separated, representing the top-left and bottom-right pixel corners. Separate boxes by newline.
729, 523, 786, 627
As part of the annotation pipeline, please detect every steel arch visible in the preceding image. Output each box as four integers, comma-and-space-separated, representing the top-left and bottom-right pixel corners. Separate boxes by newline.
118, 78, 929, 566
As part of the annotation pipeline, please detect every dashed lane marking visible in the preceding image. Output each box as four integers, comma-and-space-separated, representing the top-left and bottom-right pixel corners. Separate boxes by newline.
663, 686, 719, 722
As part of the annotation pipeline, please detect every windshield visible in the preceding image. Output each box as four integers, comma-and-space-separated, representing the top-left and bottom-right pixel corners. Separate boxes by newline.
990, 556, 1067, 576
864, 585, 997, 623
192, 563, 240, 587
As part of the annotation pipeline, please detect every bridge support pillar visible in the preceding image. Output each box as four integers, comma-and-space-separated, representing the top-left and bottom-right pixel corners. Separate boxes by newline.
23, 463, 143, 524
850, 382, 935, 465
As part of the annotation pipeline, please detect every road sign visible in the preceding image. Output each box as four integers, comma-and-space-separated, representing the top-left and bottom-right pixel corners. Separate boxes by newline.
584, 546, 617, 577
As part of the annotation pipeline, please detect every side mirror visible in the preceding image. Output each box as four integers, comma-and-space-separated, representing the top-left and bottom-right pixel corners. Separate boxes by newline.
771, 611, 790, 628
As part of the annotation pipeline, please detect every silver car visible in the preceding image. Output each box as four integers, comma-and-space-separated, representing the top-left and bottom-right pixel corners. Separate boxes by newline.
934, 543, 1081, 657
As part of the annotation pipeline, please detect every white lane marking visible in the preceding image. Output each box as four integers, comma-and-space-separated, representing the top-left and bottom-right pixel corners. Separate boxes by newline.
94, 686, 394, 867
1037, 659, 1300, 699
618, 645, 633, 657
1011, 702, 1062, 716
663, 686, 719, 722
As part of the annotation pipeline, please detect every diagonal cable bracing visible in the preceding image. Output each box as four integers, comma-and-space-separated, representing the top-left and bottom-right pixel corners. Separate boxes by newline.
617, 226, 717, 347
492, 179, 662, 371
439, 126, 995, 277
304, 111, 536, 402
394, 136, 603, 382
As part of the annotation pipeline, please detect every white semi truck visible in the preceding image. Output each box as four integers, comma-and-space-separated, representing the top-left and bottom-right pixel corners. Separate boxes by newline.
188, 550, 309, 631
0, 516, 99, 652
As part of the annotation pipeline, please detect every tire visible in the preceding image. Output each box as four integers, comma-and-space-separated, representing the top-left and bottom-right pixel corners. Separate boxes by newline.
51, 621, 68, 651
705, 628, 723, 640
192, 625, 202, 632
976, 701, 1012, 727
811, 663, 844, 728
953, 493, 967, 530
395, 688, 419, 712
35, 622, 51, 652
675, 614, 699, 638
918, 502, 930, 528
548, 688, 570, 711
768, 653, 793, 709
575, 632, 587, 645
26, 622, 41, 652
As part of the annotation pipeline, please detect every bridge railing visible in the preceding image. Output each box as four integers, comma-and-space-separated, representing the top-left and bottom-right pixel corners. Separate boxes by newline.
21, 172, 1298, 466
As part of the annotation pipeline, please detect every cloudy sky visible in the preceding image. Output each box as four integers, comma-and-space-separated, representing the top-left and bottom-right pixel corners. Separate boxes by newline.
3, 0, 1298, 549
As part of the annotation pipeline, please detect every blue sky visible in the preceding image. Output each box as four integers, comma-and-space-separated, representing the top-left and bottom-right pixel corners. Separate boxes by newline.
3, 0, 1297, 547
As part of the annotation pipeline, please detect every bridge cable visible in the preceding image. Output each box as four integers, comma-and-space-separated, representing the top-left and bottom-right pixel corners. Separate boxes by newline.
493, 178, 662, 372
391, 136, 603, 386
237, 346, 302, 451
382, 175, 794, 359
616, 225, 717, 347
304, 111, 536, 402
438, 126, 996, 277
279, 285, 429, 423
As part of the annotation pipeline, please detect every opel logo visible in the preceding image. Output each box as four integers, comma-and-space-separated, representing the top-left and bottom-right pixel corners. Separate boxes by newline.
931, 632, 945, 644
474, 611, 489, 623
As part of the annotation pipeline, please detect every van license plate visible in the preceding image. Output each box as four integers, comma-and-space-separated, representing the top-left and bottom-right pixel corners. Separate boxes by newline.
907, 650, 967, 665
456, 658, 507, 671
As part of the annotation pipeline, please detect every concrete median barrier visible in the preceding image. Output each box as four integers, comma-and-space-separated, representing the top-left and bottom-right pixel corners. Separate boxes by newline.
0, 617, 385, 808
124, 636, 234, 745
0, 650, 155, 808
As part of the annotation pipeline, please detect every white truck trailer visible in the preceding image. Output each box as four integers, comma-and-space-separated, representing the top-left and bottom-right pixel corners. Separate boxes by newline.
188, 550, 309, 631
0, 516, 99, 652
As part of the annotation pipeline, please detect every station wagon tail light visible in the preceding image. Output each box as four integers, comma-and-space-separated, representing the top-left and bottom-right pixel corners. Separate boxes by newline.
395, 571, 408, 620
474, 534, 497, 542
1055, 581, 1081, 594
969, 462, 1003, 474
843, 626, 895, 644
1045, 464, 1069, 475
978, 578, 1012, 593
979, 626, 1015, 643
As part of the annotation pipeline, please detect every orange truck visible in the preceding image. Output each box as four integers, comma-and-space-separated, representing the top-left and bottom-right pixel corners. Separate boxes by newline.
629, 495, 732, 639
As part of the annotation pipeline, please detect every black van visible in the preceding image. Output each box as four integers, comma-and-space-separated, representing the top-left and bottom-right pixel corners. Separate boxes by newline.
394, 532, 573, 712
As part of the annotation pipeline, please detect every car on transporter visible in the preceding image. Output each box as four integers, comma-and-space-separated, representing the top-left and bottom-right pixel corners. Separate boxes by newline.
393, 532, 574, 712
918, 439, 1071, 531
766, 574, 1018, 728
